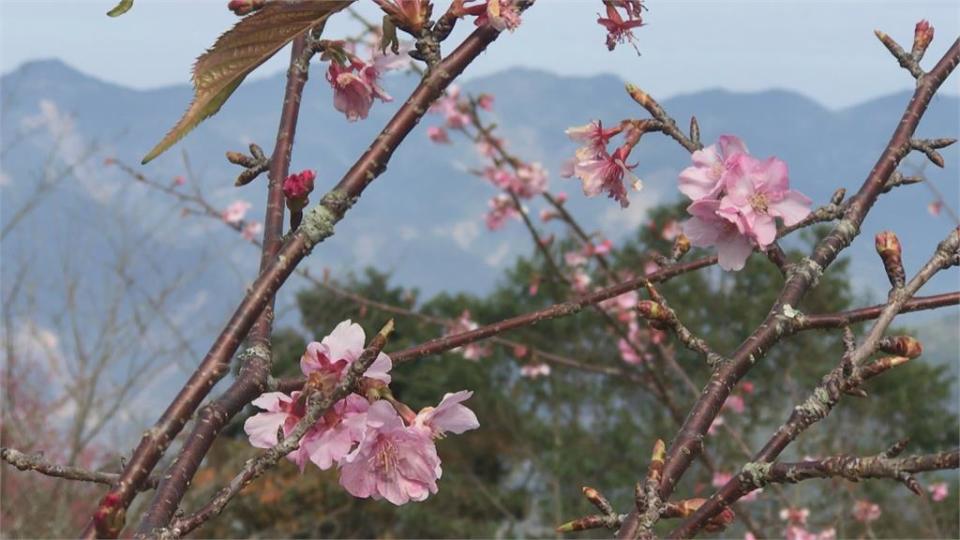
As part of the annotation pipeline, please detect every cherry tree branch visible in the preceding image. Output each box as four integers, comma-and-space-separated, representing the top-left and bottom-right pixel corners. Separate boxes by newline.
1, 447, 159, 491
616, 34, 960, 540
83, 21, 521, 539
135, 34, 309, 535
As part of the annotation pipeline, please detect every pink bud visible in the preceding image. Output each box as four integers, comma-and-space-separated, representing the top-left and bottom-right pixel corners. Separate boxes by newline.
283, 170, 316, 201
427, 126, 451, 144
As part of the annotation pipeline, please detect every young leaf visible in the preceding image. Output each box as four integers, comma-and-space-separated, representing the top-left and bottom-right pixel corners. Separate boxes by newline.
106, 0, 134, 17
142, 0, 353, 164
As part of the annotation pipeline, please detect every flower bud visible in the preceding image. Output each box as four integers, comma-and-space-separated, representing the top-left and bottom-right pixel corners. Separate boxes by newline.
875, 231, 904, 288
672, 234, 691, 260
637, 300, 670, 322
582, 486, 613, 515
283, 170, 316, 212
912, 20, 934, 58
227, 0, 265, 16
226, 150, 255, 167
556, 515, 606, 533
878, 335, 922, 358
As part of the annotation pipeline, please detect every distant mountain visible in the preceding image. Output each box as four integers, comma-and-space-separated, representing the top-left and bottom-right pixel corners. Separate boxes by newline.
2, 58, 957, 340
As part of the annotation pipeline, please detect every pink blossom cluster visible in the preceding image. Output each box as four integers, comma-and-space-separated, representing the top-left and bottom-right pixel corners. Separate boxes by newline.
596, 0, 645, 52
563, 120, 641, 208
679, 135, 812, 271
326, 47, 407, 122
445, 310, 491, 360
485, 194, 521, 230
483, 162, 548, 199
245, 320, 479, 505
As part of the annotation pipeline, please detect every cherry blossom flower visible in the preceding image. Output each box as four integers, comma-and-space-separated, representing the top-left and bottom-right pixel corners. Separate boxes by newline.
173, 175, 186, 187
851, 500, 881, 523
596, 2, 645, 52
339, 400, 441, 505
243, 392, 369, 471
716, 154, 812, 247
712, 471, 733, 488
618, 321, 647, 365
241, 221, 263, 241
222, 200, 251, 224
431, 85, 471, 128
465, 0, 522, 31
677, 135, 748, 200
427, 126, 451, 144
570, 268, 592, 294
572, 146, 641, 207
485, 194, 520, 230
326, 49, 403, 121
447, 311, 490, 360
566, 120, 618, 161
300, 320, 393, 384
928, 200, 943, 217
683, 198, 755, 271
928, 482, 948, 502
413, 391, 480, 438
539, 209, 559, 222
520, 362, 551, 379
780, 506, 810, 526
723, 394, 745, 414
477, 93, 495, 111
741, 381, 755, 394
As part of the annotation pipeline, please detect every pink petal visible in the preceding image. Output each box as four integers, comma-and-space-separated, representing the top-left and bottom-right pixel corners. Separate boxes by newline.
364, 352, 393, 383
323, 320, 366, 364
244, 411, 288, 448
770, 190, 812, 226
678, 165, 720, 200
716, 232, 754, 271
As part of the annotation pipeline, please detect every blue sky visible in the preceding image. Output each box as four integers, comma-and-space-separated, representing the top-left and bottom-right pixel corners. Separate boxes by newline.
1, 1, 958, 108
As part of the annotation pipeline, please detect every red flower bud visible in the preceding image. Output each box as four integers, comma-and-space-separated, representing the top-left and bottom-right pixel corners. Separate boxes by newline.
913, 20, 934, 57
227, 0, 264, 16
283, 169, 316, 210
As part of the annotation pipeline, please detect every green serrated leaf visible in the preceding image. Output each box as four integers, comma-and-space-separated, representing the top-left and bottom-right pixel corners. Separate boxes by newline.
106, 0, 134, 17
142, 0, 353, 164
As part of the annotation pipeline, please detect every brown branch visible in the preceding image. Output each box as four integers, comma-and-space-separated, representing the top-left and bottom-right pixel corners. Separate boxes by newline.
616, 35, 960, 540
134, 34, 309, 536
1, 447, 159, 491
764, 448, 959, 491
82, 22, 517, 539
163, 321, 394, 538
796, 292, 959, 330
669, 228, 960, 538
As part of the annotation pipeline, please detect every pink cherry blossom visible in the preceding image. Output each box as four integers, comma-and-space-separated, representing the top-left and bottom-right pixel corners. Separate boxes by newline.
431, 85, 471, 128
173, 175, 186, 187
716, 154, 812, 247
477, 93, 495, 111
300, 320, 392, 384
241, 221, 263, 241
326, 50, 401, 121
485, 194, 519, 230
677, 135, 748, 200
222, 200, 251, 224
566, 120, 618, 161
723, 394, 745, 414
413, 391, 480, 438
570, 268, 592, 294
243, 391, 369, 471
618, 321, 646, 365
928, 482, 948, 501
447, 311, 490, 360
591, 239, 614, 255
741, 381, 755, 394
712, 471, 733, 488
339, 400, 441, 505
851, 500, 881, 523
539, 209, 558, 222
780, 506, 810, 526
572, 147, 641, 208
520, 362, 551, 379
427, 126, 451, 144
596, 3, 645, 52
683, 198, 755, 271
661, 220, 682, 240
928, 200, 943, 217
465, 0, 522, 31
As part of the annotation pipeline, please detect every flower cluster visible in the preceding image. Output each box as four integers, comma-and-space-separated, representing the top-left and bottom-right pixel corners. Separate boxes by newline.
245, 320, 479, 505
679, 135, 812, 270
563, 120, 642, 208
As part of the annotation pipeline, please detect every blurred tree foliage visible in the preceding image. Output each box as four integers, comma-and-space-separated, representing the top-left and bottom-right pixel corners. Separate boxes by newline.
187, 203, 958, 539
